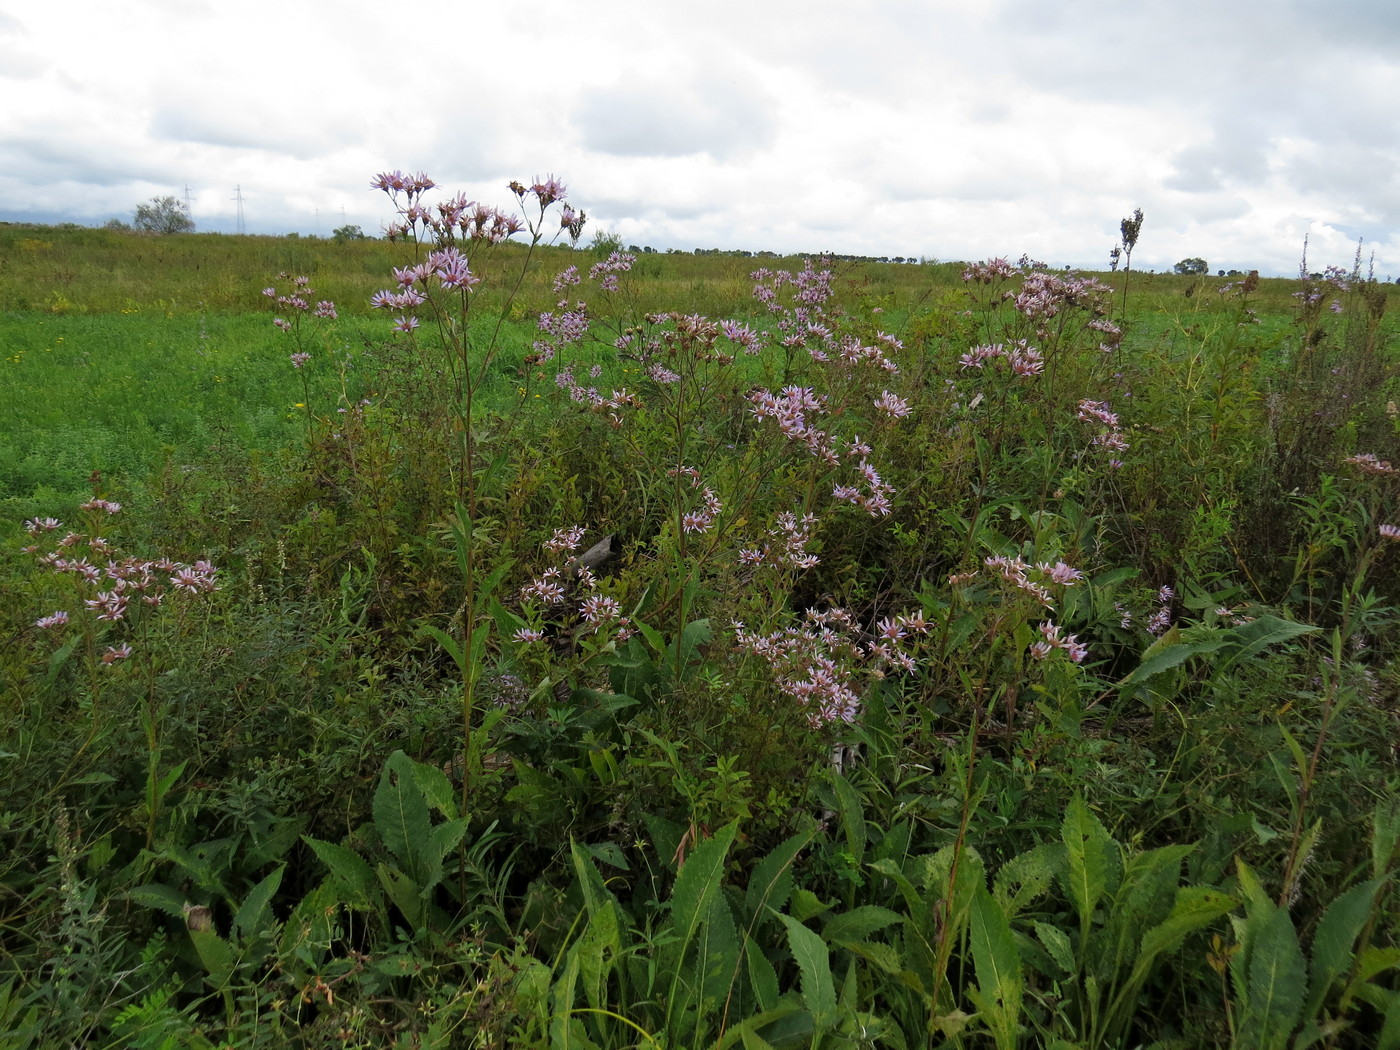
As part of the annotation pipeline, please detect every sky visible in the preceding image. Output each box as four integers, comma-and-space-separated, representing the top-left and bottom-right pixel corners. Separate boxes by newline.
2, 0, 1398, 277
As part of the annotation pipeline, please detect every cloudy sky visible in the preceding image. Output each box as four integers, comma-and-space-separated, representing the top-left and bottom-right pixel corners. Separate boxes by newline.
2, 0, 1397, 276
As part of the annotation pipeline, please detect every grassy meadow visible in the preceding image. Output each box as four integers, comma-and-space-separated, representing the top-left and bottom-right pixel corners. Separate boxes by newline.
2, 204, 1400, 1049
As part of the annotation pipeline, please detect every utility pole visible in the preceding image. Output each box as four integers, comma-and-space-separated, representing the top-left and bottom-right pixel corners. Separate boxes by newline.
232, 185, 246, 235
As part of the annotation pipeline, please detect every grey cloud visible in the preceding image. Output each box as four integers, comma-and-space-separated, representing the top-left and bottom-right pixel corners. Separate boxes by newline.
151, 101, 342, 161
574, 65, 776, 160
1, 136, 167, 188
0, 42, 43, 78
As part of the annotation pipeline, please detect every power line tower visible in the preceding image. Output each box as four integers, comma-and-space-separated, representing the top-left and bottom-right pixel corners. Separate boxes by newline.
232, 185, 246, 235
183, 184, 194, 218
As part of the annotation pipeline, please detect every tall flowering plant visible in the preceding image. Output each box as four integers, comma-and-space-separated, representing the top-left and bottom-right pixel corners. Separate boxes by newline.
21, 501, 219, 844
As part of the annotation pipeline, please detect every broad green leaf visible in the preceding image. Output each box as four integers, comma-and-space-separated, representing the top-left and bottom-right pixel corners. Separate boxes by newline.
778, 913, 837, 1030
232, 864, 285, 943
420, 817, 470, 895
1242, 906, 1307, 1050
698, 890, 741, 1014
745, 939, 780, 1012
713, 1005, 803, 1050
1305, 879, 1382, 1020
993, 842, 1058, 915
304, 836, 379, 910
1131, 887, 1238, 988
678, 617, 712, 663
822, 905, 903, 946
968, 883, 1023, 1050
377, 863, 424, 930
667, 823, 738, 964
1378, 986, 1400, 1050
744, 830, 812, 921
373, 751, 432, 879
1061, 796, 1109, 951
1353, 946, 1400, 984
127, 882, 187, 919
1033, 921, 1076, 976
189, 926, 235, 987
1213, 615, 1319, 675
827, 771, 867, 866
408, 756, 460, 821
418, 624, 465, 676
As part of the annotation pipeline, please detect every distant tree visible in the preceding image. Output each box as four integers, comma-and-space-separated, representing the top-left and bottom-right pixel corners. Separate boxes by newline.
589, 227, 622, 255
333, 224, 366, 242
103, 217, 132, 232
1173, 257, 1208, 276
133, 195, 194, 234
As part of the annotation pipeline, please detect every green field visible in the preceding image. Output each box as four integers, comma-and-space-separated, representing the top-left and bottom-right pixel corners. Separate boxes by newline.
3, 217, 1399, 1048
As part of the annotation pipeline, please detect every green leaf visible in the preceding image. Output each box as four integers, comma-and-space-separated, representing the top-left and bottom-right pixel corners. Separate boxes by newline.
778, 914, 837, 1030
1213, 615, 1319, 675
827, 770, 867, 866
304, 836, 379, 910
232, 864, 285, 943
667, 823, 738, 963
1241, 906, 1307, 1050
373, 751, 431, 879
744, 830, 812, 921
994, 842, 1058, 916
127, 882, 187, 919
745, 939, 781, 1012
189, 927, 235, 987
408, 756, 460, 821
968, 883, 1023, 1050
1131, 887, 1238, 988
1061, 796, 1109, 951
1305, 879, 1382, 1020
822, 906, 903, 946
420, 817, 470, 895
418, 624, 465, 676
377, 863, 424, 930
713, 1004, 803, 1050
1033, 921, 1076, 976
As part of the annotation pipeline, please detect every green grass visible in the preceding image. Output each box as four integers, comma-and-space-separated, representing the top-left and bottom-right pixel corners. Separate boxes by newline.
2, 220, 1399, 1049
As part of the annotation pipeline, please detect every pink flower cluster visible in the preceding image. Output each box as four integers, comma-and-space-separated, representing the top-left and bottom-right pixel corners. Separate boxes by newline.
751, 260, 902, 373
975, 555, 1085, 607
1343, 453, 1395, 476
957, 340, 1045, 378
1029, 621, 1088, 663
739, 511, 820, 570
734, 607, 929, 727
1146, 585, 1174, 636
832, 459, 895, 517
23, 513, 218, 663
588, 252, 635, 293
961, 257, 1017, 284
264, 274, 337, 336
748, 386, 838, 465
1078, 399, 1129, 458
517, 526, 632, 642
668, 466, 722, 534
1011, 271, 1114, 334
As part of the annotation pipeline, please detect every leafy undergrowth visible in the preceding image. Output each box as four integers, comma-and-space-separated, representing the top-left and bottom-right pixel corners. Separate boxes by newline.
2, 177, 1399, 1048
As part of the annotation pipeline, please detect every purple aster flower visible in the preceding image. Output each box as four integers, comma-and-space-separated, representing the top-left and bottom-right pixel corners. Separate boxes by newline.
101, 643, 133, 665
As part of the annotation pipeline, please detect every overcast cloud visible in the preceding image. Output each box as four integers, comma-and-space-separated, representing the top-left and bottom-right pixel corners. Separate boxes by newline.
2, 0, 1396, 276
